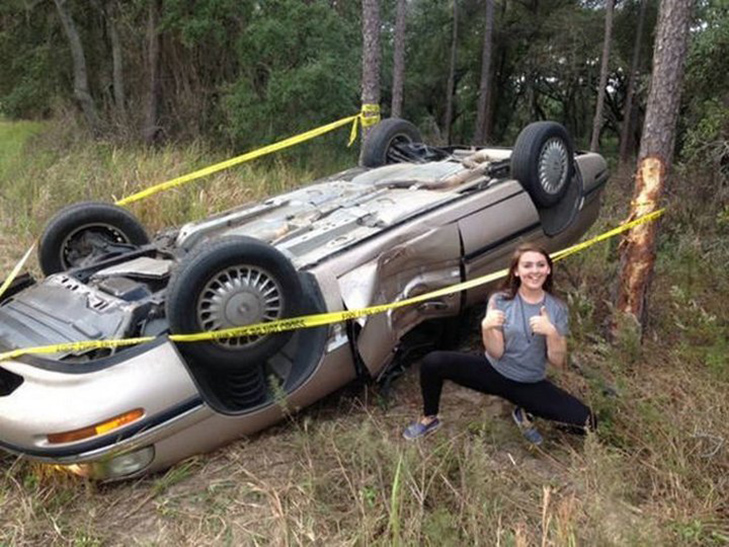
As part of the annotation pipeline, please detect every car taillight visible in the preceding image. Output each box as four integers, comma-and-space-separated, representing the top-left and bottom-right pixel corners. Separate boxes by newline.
47, 408, 144, 444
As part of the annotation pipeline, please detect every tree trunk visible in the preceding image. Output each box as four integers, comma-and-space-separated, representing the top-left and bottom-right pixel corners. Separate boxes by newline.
617, 0, 694, 328
360, 0, 381, 153
619, 0, 648, 167
590, 0, 615, 152
391, 0, 407, 118
53, 0, 101, 134
144, 0, 162, 144
443, 0, 458, 144
107, 0, 126, 125
473, 0, 495, 145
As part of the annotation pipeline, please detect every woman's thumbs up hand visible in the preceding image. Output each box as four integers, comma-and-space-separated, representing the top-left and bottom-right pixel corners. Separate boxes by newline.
482, 300, 505, 331
529, 306, 557, 336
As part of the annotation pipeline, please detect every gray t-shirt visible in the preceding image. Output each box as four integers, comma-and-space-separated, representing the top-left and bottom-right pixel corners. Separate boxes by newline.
484, 291, 569, 383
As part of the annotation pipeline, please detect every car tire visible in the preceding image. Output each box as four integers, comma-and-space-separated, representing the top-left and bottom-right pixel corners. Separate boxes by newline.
166, 236, 302, 370
511, 121, 575, 208
38, 201, 150, 275
360, 118, 423, 167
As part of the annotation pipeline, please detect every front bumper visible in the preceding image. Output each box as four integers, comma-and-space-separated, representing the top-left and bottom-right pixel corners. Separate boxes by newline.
0, 338, 203, 464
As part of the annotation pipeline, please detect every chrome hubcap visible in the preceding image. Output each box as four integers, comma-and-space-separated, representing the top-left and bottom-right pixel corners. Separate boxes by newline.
197, 265, 283, 348
538, 138, 569, 195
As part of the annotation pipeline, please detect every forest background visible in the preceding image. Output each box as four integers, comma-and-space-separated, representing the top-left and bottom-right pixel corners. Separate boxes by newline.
1, 0, 728, 545
3, 0, 722, 154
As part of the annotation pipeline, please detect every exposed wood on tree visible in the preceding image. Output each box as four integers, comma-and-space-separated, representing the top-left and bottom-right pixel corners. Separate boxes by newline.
360, 0, 381, 152
617, 0, 694, 327
143, 0, 162, 144
53, 0, 101, 134
391, 0, 407, 118
619, 0, 648, 167
590, 0, 615, 152
473, 0, 495, 145
444, 0, 458, 144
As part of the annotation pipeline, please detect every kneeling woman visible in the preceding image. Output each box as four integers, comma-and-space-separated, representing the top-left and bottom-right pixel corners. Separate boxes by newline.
404, 243, 595, 444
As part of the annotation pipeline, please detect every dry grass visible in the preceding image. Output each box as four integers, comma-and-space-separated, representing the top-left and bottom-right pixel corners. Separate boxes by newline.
0, 122, 728, 545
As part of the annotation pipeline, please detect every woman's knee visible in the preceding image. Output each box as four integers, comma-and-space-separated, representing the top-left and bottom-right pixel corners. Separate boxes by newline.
420, 351, 452, 375
559, 403, 597, 433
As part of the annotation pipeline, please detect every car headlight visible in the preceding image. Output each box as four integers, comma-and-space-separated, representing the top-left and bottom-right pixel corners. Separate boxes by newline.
68, 445, 155, 480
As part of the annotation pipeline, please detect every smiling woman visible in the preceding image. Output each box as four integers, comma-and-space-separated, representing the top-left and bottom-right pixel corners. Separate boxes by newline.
403, 243, 596, 445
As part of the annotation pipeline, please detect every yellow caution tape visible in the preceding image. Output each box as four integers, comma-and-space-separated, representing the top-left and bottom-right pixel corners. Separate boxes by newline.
0, 108, 383, 304
0, 243, 35, 301
348, 104, 381, 146
550, 208, 664, 262
117, 107, 378, 206
0, 209, 664, 362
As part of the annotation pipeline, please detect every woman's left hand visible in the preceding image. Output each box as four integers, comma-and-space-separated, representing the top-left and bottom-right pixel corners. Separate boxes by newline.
529, 306, 558, 336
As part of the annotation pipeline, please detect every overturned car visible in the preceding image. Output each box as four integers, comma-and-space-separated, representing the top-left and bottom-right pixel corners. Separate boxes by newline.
0, 119, 608, 479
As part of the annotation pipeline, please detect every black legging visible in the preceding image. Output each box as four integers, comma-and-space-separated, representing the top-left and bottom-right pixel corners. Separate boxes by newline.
420, 351, 596, 430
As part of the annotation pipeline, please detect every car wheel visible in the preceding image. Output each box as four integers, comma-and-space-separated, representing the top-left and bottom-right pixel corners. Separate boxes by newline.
360, 118, 423, 167
166, 236, 302, 370
38, 201, 150, 275
511, 121, 575, 208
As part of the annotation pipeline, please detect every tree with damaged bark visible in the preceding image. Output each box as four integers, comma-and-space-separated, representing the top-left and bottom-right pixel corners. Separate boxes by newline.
590, 0, 615, 152
360, 0, 381, 150
617, 0, 694, 328
473, 0, 495, 145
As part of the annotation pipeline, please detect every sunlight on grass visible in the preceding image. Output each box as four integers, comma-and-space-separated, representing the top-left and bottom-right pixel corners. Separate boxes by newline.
0, 120, 44, 179
0, 119, 356, 273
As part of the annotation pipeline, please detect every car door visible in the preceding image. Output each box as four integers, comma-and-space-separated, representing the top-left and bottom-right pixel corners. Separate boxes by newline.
456, 179, 542, 307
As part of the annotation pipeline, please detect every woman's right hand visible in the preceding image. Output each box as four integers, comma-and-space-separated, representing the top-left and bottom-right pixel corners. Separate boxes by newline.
481, 305, 505, 331
482, 300, 505, 359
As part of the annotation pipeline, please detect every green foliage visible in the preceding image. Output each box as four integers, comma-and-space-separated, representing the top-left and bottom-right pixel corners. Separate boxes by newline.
682, 1, 729, 172
0, 0, 694, 156
161, 0, 254, 47
222, 0, 360, 149
0, 2, 62, 118
672, 519, 729, 546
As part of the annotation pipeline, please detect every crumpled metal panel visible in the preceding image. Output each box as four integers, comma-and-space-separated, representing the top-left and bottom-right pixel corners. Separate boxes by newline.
351, 224, 462, 375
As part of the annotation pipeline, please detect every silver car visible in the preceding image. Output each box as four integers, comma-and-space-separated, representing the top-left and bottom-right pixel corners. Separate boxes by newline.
0, 119, 608, 480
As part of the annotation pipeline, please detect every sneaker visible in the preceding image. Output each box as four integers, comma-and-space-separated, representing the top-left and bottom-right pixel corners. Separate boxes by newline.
512, 407, 543, 446
403, 418, 441, 440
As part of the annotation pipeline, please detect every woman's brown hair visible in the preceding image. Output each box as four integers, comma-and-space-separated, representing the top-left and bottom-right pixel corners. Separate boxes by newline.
500, 243, 554, 299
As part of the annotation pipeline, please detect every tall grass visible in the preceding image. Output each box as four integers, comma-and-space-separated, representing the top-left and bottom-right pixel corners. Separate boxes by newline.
0, 117, 356, 273
0, 120, 728, 545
